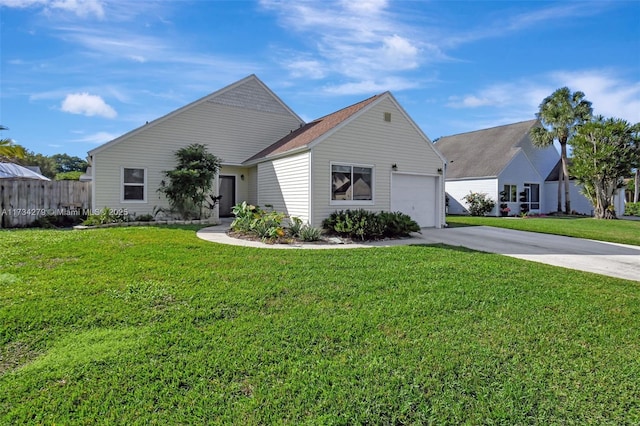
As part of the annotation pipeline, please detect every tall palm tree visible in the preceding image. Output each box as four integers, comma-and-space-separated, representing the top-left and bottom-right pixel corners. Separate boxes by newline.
529, 88, 592, 213
0, 125, 26, 160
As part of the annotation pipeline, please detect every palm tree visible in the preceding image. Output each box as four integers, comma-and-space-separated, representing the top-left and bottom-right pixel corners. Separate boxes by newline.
0, 125, 26, 160
529, 88, 592, 213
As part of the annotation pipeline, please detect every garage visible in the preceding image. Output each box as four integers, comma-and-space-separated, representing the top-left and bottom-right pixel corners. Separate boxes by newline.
391, 173, 438, 228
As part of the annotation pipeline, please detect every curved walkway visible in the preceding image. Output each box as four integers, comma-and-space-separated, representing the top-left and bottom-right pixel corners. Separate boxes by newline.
196, 225, 640, 282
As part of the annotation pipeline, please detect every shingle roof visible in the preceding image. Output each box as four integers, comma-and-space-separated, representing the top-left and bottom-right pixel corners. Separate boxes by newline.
545, 158, 576, 181
244, 93, 385, 163
435, 119, 538, 179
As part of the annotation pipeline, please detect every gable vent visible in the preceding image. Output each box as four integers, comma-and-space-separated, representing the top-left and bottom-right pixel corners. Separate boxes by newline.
384, 112, 392, 122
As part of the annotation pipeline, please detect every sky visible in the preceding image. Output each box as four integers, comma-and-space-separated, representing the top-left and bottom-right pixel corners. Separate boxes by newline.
1, 0, 639, 159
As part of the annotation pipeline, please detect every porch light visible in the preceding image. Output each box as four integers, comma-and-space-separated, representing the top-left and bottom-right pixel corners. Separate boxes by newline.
391, 163, 398, 170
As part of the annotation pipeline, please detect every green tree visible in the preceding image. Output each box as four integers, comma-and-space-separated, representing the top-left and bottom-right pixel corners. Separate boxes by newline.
571, 116, 639, 219
157, 144, 221, 219
17, 150, 57, 178
51, 153, 88, 173
530, 88, 592, 213
0, 125, 26, 160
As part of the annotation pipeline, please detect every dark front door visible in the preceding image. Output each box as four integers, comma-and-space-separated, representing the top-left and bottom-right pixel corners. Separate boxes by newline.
218, 176, 236, 217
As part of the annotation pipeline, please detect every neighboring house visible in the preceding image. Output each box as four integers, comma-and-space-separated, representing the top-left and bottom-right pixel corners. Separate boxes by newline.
0, 163, 50, 181
88, 75, 446, 228
435, 120, 624, 216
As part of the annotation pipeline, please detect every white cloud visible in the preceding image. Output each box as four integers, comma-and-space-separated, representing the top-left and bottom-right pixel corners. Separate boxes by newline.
286, 59, 326, 79
551, 70, 640, 123
447, 69, 640, 124
0, 0, 104, 18
61, 92, 117, 118
71, 131, 118, 144
261, 0, 424, 92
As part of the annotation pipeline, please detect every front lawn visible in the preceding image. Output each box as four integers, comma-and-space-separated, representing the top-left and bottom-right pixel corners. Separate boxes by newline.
1, 227, 639, 424
447, 215, 640, 246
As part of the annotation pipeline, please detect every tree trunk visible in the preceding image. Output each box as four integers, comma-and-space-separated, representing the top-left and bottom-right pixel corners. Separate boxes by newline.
560, 143, 571, 213
635, 169, 639, 203
557, 163, 563, 213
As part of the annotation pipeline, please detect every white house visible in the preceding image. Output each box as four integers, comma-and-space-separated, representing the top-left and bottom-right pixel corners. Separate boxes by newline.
435, 120, 625, 216
88, 75, 446, 228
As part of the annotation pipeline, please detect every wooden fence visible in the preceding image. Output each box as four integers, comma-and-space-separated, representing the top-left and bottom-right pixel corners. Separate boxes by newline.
0, 180, 91, 228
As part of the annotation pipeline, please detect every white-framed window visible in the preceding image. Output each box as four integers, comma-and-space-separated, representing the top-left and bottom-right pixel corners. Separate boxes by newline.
121, 167, 146, 202
331, 163, 374, 204
524, 183, 540, 210
502, 184, 517, 202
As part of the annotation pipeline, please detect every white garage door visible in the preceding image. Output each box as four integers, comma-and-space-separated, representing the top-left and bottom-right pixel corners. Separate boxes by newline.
391, 173, 437, 227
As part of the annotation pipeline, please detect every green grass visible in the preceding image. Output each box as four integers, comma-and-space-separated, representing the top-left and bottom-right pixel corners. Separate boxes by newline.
447, 215, 640, 246
1, 226, 639, 424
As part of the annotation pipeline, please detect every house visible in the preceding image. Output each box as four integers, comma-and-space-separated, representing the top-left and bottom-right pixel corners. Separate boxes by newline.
435, 120, 624, 216
88, 75, 446, 228
0, 163, 50, 181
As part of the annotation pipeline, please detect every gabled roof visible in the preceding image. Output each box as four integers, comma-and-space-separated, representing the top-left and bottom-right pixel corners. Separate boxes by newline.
88, 74, 303, 156
0, 162, 51, 180
244, 93, 385, 164
545, 159, 576, 181
436, 119, 538, 179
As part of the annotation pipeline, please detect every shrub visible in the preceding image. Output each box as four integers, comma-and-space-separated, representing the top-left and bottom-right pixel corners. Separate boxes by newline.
462, 191, 496, 216
230, 202, 286, 242
299, 225, 322, 242
31, 214, 84, 228
54, 171, 83, 181
83, 207, 125, 226
323, 209, 384, 241
378, 211, 420, 237
287, 216, 304, 238
134, 214, 155, 222
624, 202, 640, 216
323, 209, 419, 240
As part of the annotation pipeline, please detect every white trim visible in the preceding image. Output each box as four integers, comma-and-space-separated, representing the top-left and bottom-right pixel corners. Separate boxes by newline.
90, 155, 96, 209
329, 162, 375, 206
308, 150, 314, 225
120, 167, 147, 203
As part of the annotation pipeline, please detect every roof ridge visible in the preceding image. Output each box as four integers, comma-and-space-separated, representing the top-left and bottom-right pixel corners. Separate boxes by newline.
311, 92, 385, 123
439, 118, 538, 139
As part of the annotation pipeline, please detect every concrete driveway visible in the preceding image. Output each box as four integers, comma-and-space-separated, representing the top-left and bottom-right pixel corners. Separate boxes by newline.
417, 226, 640, 282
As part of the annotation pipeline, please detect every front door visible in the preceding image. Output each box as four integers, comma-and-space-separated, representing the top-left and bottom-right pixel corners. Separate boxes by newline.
218, 176, 236, 217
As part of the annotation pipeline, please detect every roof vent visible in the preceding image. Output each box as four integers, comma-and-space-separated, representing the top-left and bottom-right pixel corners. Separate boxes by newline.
384, 112, 391, 122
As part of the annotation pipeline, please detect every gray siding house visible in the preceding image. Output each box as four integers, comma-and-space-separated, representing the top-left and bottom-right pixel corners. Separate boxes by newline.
88, 75, 446, 228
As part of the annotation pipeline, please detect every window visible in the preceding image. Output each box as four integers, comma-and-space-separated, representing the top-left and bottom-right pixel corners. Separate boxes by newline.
331, 164, 373, 202
502, 184, 517, 202
122, 167, 146, 202
524, 183, 540, 210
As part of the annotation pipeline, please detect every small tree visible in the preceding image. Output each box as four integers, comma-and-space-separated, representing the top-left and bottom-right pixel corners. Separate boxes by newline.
158, 144, 221, 219
530, 88, 592, 213
571, 117, 639, 219
462, 191, 496, 216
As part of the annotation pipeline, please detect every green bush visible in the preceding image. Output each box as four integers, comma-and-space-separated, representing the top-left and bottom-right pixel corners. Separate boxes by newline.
83, 207, 125, 226
31, 214, 84, 228
299, 225, 322, 242
463, 191, 496, 216
54, 171, 83, 181
624, 202, 640, 216
230, 202, 285, 241
378, 211, 421, 237
287, 216, 304, 238
323, 209, 419, 240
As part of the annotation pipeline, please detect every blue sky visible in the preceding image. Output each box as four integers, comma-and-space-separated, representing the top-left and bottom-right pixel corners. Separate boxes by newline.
1, 0, 639, 159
